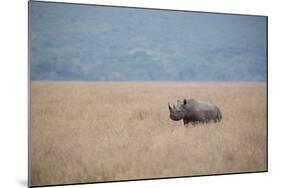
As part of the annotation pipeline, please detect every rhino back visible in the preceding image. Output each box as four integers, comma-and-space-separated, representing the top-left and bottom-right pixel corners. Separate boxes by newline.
184, 99, 220, 121
183, 100, 205, 120
186, 99, 216, 111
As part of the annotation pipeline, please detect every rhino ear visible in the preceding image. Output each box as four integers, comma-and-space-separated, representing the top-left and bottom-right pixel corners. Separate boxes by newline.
183, 99, 187, 105
168, 103, 172, 111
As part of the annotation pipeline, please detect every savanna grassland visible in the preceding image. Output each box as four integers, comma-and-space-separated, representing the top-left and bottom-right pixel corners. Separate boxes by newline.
30, 82, 267, 186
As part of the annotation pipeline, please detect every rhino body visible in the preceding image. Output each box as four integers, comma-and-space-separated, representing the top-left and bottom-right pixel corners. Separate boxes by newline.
168, 99, 222, 125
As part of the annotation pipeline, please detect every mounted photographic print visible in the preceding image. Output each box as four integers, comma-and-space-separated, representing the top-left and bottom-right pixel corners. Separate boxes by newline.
29, 1, 268, 187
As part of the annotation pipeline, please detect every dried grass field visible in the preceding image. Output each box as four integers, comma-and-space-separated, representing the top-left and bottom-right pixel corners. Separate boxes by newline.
30, 81, 267, 186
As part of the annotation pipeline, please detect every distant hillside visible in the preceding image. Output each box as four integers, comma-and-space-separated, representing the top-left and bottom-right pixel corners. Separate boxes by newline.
30, 2, 267, 81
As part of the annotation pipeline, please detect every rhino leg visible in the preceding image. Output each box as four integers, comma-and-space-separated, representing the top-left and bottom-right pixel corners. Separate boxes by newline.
183, 119, 189, 126
214, 118, 219, 123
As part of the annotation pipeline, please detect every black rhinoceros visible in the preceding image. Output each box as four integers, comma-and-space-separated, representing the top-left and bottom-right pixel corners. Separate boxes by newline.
168, 99, 222, 125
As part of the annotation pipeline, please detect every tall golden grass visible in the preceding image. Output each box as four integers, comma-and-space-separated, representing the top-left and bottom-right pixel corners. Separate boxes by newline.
30, 81, 267, 186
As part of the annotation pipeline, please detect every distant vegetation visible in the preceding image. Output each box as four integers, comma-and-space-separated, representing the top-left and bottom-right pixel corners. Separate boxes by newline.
30, 2, 267, 81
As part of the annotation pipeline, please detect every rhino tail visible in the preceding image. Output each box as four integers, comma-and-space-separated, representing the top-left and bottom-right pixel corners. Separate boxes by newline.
217, 108, 222, 122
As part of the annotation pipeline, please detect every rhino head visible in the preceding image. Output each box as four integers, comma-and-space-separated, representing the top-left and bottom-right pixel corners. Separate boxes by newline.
168, 99, 187, 121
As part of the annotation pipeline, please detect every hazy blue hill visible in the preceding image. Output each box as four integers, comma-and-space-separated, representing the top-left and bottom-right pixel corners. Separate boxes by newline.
30, 2, 267, 81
